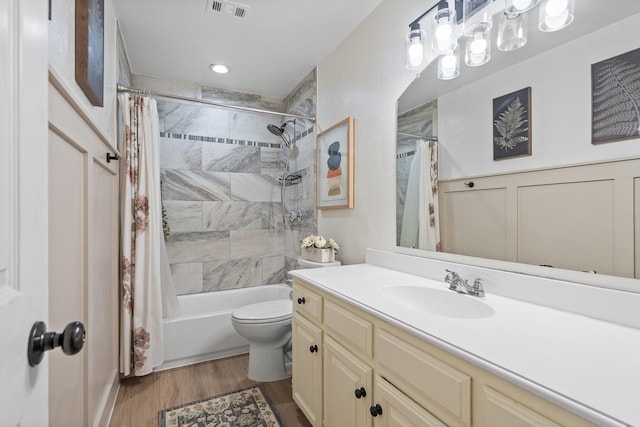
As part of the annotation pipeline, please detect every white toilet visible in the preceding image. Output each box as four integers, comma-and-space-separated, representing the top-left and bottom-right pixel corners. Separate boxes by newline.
231, 299, 293, 382
231, 257, 340, 382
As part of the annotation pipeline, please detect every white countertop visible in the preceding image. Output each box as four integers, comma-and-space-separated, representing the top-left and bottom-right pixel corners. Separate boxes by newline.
290, 263, 640, 427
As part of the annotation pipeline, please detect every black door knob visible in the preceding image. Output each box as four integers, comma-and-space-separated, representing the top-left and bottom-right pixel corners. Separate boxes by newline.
309, 344, 318, 353
355, 387, 367, 399
370, 404, 383, 417
297, 297, 306, 304
28, 321, 86, 367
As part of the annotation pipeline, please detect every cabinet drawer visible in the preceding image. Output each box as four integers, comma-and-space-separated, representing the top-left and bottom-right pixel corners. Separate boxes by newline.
324, 300, 373, 357
482, 386, 561, 427
376, 329, 471, 427
293, 284, 323, 323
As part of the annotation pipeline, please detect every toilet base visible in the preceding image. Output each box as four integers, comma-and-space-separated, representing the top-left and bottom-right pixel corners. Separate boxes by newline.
247, 344, 291, 382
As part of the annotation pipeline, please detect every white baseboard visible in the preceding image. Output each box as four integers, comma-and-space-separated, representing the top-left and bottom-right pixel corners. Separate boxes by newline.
96, 372, 120, 427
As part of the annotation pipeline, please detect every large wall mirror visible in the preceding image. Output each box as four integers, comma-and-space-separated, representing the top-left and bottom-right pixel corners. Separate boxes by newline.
396, 0, 640, 291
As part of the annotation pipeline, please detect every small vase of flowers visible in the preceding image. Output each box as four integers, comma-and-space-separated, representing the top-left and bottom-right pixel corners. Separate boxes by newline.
301, 234, 339, 263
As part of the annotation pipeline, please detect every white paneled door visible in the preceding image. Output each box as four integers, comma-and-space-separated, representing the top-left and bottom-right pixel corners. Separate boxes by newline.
0, 0, 50, 425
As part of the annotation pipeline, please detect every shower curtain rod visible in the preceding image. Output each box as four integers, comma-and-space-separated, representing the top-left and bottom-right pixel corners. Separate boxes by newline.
397, 132, 438, 141
116, 83, 316, 123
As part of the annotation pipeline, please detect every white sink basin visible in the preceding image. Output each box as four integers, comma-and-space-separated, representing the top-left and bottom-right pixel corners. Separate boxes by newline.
381, 285, 494, 319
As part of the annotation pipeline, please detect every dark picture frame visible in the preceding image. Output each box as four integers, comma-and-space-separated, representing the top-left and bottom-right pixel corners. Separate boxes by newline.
316, 117, 355, 209
591, 47, 640, 144
75, 0, 105, 107
493, 87, 532, 160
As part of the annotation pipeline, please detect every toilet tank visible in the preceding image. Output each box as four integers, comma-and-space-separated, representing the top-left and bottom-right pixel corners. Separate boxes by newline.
297, 257, 341, 269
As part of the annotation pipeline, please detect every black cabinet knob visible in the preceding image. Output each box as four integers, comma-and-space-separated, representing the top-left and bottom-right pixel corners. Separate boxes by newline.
297, 297, 306, 304
309, 344, 318, 353
28, 321, 86, 367
355, 387, 367, 399
370, 404, 383, 417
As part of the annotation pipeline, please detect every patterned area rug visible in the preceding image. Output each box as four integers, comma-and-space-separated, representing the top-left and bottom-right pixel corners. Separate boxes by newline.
158, 385, 283, 427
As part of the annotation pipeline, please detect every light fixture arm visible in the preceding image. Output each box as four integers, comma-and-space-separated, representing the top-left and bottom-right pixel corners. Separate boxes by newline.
409, 0, 449, 29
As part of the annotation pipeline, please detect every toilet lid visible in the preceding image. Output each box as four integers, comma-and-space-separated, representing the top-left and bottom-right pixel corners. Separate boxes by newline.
231, 299, 292, 324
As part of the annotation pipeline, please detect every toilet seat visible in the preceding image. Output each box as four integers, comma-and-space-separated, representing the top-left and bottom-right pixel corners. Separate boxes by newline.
231, 299, 292, 324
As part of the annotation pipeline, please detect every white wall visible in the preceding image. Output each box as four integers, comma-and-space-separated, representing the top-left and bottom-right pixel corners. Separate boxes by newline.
316, 0, 434, 264
48, 2, 121, 425
49, 0, 119, 144
439, 12, 640, 180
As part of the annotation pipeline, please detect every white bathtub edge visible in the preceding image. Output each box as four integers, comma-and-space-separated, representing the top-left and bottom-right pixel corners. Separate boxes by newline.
154, 345, 250, 372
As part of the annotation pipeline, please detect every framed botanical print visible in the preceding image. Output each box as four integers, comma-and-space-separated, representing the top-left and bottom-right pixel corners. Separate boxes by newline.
592, 47, 640, 144
493, 87, 532, 160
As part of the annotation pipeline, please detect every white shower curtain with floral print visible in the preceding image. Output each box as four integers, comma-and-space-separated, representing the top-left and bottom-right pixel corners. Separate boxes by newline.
421, 139, 440, 252
400, 139, 440, 251
119, 93, 164, 376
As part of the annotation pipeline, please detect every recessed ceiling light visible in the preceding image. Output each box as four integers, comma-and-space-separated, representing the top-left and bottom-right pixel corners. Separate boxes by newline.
209, 63, 229, 74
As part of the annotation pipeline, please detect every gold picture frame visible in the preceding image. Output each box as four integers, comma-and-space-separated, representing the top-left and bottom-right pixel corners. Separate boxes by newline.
316, 117, 355, 209
75, 0, 105, 106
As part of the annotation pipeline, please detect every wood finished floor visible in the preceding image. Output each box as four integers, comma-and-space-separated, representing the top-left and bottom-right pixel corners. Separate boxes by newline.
109, 354, 311, 427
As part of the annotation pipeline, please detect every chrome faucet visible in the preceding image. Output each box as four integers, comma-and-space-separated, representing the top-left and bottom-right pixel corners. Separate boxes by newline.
444, 269, 485, 297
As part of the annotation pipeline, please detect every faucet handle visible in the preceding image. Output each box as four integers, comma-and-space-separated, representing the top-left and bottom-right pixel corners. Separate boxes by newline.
445, 269, 459, 290
445, 269, 458, 278
472, 278, 485, 297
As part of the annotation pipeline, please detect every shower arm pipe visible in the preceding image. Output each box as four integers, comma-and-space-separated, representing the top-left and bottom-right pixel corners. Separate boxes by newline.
117, 83, 316, 123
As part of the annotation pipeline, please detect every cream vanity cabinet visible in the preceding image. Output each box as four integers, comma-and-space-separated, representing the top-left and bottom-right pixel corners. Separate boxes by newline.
292, 279, 599, 427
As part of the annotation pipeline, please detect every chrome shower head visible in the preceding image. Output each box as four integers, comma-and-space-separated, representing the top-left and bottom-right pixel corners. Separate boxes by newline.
267, 121, 295, 148
267, 123, 285, 137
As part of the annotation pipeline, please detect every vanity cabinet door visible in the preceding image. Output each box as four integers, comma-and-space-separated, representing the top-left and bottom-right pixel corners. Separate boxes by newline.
376, 328, 471, 427
323, 336, 373, 427
372, 376, 447, 427
292, 313, 323, 427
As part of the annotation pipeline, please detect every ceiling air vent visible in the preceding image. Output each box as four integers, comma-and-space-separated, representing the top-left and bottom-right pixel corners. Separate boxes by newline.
206, 0, 250, 20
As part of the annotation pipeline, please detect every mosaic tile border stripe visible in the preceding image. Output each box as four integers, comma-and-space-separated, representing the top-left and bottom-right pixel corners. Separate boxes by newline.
397, 149, 416, 159
160, 125, 315, 149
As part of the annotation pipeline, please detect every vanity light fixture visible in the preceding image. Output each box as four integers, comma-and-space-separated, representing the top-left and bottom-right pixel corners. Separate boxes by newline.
438, 48, 460, 80
538, 0, 574, 31
405, 0, 454, 71
497, 10, 527, 51
209, 63, 229, 74
462, 0, 493, 37
405, 0, 575, 80
432, 5, 457, 55
405, 22, 428, 70
504, 0, 541, 14
465, 28, 491, 66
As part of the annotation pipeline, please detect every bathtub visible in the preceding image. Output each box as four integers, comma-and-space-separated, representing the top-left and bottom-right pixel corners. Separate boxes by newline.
156, 284, 291, 371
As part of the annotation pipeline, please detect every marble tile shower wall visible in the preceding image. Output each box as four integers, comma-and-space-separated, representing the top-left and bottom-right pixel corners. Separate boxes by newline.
160, 101, 291, 295
153, 70, 318, 295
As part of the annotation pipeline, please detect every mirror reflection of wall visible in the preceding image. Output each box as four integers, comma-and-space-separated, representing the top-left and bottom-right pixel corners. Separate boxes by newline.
396, 100, 440, 250
396, 3, 640, 281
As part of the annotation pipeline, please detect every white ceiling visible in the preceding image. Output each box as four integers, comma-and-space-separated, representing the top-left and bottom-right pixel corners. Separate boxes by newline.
112, 0, 384, 99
